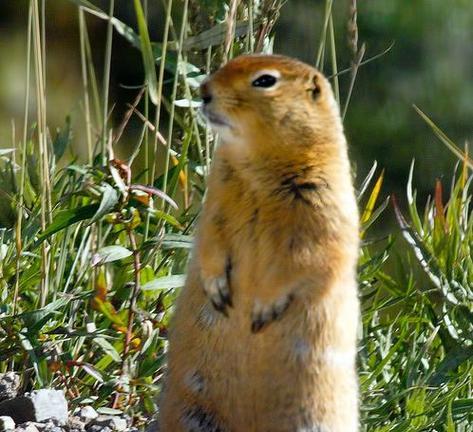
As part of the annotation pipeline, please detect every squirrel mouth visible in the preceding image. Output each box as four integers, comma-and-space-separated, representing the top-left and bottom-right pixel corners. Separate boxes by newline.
202, 107, 232, 129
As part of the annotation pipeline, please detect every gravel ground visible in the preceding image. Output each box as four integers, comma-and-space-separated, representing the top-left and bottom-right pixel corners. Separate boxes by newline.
0, 373, 158, 432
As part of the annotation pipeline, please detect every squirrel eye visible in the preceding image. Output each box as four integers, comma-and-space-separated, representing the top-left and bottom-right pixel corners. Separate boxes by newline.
252, 74, 278, 88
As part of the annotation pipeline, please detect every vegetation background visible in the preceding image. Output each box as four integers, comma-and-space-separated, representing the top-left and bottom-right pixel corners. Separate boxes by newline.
0, 0, 472, 430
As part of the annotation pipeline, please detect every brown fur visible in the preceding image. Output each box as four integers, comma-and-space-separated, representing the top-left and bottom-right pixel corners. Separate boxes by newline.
159, 54, 360, 432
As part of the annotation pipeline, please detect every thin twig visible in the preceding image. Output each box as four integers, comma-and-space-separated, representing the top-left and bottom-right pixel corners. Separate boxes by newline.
114, 86, 146, 146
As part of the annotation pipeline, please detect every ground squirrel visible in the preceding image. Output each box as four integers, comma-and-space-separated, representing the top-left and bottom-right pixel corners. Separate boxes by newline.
159, 54, 360, 431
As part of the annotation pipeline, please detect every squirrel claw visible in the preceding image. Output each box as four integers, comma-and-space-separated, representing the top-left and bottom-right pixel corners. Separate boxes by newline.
204, 275, 232, 316
251, 294, 294, 333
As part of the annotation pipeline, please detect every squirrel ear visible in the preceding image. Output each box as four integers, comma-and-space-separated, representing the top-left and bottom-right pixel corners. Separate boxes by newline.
311, 75, 321, 100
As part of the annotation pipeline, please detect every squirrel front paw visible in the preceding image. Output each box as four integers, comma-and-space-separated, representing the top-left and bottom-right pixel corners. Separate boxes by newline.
202, 256, 233, 316
251, 294, 294, 333
203, 275, 232, 316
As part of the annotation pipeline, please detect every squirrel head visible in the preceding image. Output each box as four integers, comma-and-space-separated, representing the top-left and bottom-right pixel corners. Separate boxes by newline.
200, 54, 343, 156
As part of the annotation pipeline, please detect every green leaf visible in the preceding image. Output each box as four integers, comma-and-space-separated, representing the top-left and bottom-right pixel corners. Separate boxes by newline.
92, 298, 126, 327
17, 298, 69, 334
19, 332, 47, 387
97, 407, 123, 415
446, 400, 454, 432
92, 245, 133, 266
181, 20, 257, 51
93, 337, 122, 362
133, 0, 158, 105
88, 183, 119, 225
36, 204, 99, 245
81, 363, 104, 383
0, 148, 15, 156
141, 274, 186, 291
162, 234, 194, 249
53, 116, 72, 161
429, 344, 473, 385
148, 208, 182, 229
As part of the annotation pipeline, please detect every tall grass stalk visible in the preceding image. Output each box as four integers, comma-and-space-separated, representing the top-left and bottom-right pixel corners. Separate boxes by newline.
315, 0, 333, 70
223, 0, 240, 62
161, 0, 188, 206
32, 0, 52, 307
328, 13, 340, 105
14, 3, 34, 316
144, 0, 173, 239
101, 0, 115, 165
78, 8, 94, 164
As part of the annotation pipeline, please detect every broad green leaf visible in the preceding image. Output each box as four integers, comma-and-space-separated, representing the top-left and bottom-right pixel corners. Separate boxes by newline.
36, 204, 99, 245
148, 208, 183, 229
141, 275, 186, 291
92, 245, 133, 266
81, 363, 104, 383
92, 298, 126, 327
162, 234, 194, 249
97, 407, 123, 415
88, 183, 119, 224
93, 337, 122, 362
18, 298, 69, 333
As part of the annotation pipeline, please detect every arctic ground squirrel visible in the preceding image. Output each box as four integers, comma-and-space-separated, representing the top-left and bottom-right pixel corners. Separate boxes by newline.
159, 54, 360, 432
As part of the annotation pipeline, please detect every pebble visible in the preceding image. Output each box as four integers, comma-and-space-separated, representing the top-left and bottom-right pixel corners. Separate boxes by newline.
0, 374, 20, 403
76, 407, 98, 425
87, 416, 127, 431
14, 424, 39, 432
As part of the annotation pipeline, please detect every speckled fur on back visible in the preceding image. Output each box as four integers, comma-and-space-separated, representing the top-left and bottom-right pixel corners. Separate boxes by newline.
159, 54, 360, 432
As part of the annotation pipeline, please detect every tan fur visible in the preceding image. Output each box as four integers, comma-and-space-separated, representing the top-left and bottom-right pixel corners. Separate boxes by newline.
159, 55, 360, 432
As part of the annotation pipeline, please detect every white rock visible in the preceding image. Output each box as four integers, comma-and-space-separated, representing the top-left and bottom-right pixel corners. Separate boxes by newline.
15, 423, 40, 432
78, 406, 98, 424
0, 389, 68, 424
0, 416, 15, 431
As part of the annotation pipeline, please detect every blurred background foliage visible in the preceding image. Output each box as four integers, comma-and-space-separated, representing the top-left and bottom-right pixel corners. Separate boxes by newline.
1, 0, 472, 200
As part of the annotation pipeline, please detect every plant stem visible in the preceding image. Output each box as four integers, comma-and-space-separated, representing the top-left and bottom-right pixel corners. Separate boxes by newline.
32, 0, 51, 307
79, 8, 94, 164
101, 0, 115, 166
113, 224, 141, 409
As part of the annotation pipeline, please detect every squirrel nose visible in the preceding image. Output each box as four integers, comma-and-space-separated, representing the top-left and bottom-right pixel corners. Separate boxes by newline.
200, 81, 213, 105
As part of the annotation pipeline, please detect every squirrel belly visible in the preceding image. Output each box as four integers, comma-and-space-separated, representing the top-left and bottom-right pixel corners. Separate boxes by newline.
159, 54, 360, 432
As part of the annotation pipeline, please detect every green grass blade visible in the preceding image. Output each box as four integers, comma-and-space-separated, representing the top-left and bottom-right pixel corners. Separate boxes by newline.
133, 0, 158, 105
